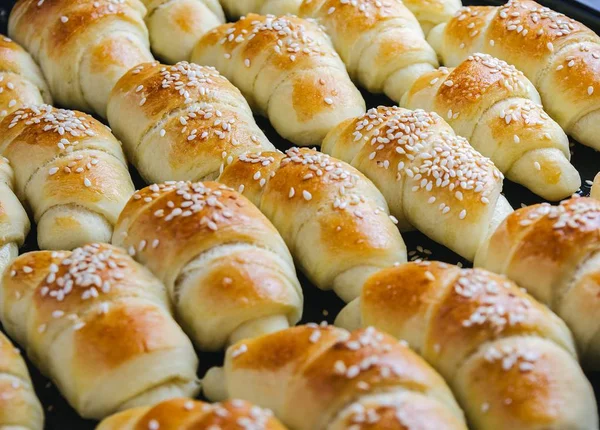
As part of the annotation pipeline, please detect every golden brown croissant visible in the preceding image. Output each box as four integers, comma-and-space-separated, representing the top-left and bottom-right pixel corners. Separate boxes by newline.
477, 196, 600, 370
0, 105, 135, 250
322, 106, 513, 262
97, 398, 286, 430
0, 35, 50, 123
190, 14, 365, 146
142, 0, 224, 63
298, 0, 439, 103
113, 181, 303, 351
108, 61, 275, 184
218, 147, 407, 303
203, 325, 467, 430
337, 261, 598, 429
428, 0, 600, 151
0, 330, 44, 429
402, 53, 580, 200
8, 0, 153, 118
0, 243, 199, 420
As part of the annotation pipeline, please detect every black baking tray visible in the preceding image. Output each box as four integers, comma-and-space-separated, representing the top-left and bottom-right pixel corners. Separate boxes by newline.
0, 0, 598, 428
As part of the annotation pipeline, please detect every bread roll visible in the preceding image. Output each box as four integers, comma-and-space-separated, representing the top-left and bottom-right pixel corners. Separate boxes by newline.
0, 243, 199, 420
0, 35, 51, 123
113, 181, 303, 351
191, 14, 365, 146
8, 0, 153, 117
337, 261, 598, 429
203, 325, 467, 430
0, 105, 135, 250
219, 147, 407, 303
108, 61, 274, 184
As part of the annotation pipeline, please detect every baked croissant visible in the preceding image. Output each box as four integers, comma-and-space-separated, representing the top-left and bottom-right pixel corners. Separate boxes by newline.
402, 0, 462, 34
477, 197, 600, 370
402, 53, 580, 201
298, 0, 439, 103
220, 0, 302, 18
203, 325, 467, 430
0, 331, 44, 430
113, 181, 303, 351
218, 147, 407, 303
190, 14, 365, 146
142, 0, 224, 63
336, 261, 598, 430
97, 398, 286, 430
0, 157, 29, 278
0, 105, 135, 250
592, 173, 600, 200
428, 0, 600, 151
8, 0, 153, 118
0, 243, 200, 420
322, 106, 513, 262
0, 35, 51, 123
108, 61, 275, 184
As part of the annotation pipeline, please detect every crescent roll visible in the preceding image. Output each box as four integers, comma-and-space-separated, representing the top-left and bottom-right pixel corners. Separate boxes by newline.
0, 157, 29, 278
108, 61, 274, 184
113, 181, 303, 351
0, 331, 44, 429
478, 197, 600, 370
592, 173, 600, 200
0, 243, 199, 420
8, 0, 153, 118
203, 325, 467, 430
0, 35, 51, 123
322, 107, 513, 262
97, 398, 286, 430
298, 0, 439, 103
428, 0, 600, 151
191, 14, 365, 146
0, 105, 135, 250
142, 0, 224, 63
219, 147, 407, 303
337, 261, 598, 429
403, 53, 580, 200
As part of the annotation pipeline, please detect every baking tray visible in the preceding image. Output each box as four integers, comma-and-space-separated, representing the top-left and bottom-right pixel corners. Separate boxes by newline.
0, 0, 598, 428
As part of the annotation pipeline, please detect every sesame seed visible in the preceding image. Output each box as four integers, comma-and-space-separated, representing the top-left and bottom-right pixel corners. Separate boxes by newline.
60, 15, 68, 23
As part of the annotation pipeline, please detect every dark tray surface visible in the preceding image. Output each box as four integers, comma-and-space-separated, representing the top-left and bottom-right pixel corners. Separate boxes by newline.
0, 0, 598, 429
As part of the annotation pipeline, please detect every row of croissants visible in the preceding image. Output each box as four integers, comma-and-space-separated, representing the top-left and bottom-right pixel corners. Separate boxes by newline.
0, 0, 599, 429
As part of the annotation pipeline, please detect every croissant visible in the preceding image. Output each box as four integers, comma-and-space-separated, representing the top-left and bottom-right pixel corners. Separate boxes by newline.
190, 14, 365, 146
0, 331, 44, 429
428, 0, 600, 151
298, 0, 439, 103
0, 105, 135, 250
0, 35, 51, 123
113, 181, 303, 351
0, 157, 29, 278
202, 325, 467, 430
592, 173, 600, 200
218, 147, 407, 303
477, 196, 600, 370
97, 398, 286, 430
142, 0, 224, 63
8, 0, 153, 118
108, 61, 275, 184
402, 0, 462, 34
322, 106, 513, 262
402, 53, 580, 200
336, 261, 598, 429
0, 243, 200, 420
220, 0, 302, 18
